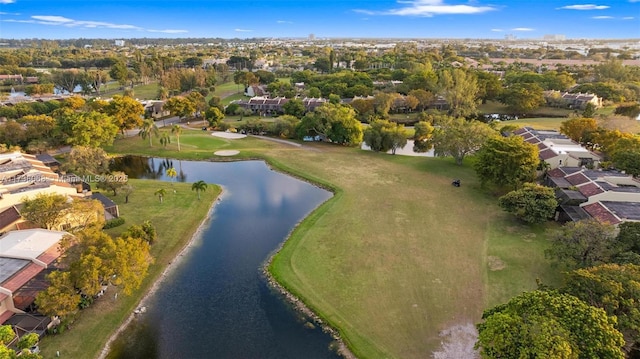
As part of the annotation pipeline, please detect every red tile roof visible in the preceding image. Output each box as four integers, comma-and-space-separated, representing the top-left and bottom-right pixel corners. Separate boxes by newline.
0, 310, 13, 325
546, 168, 566, 178
1, 263, 44, 292
537, 142, 548, 150
514, 127, 529, 135
539, 148, 557, 160
566, 172, 590, 186
36, 245, 62, 266
578, 182, 604, 197
583, 202, 621, 225
0, 206, 21, 231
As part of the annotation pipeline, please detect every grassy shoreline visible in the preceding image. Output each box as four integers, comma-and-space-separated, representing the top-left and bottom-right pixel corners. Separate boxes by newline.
39, 179, 220, 359
96, 132, 558, 359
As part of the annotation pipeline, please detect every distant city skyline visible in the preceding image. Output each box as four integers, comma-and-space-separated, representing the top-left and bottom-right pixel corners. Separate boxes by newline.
0, 0, 639, 40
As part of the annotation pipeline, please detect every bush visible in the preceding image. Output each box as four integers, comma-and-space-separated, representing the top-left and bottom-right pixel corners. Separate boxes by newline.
103, 217, 125, 229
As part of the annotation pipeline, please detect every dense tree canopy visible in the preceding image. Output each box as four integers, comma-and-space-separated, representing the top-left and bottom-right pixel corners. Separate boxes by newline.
476, 290, 625, 359
563, 263, 640, 354
296, 103, 363, 146
498, 183, 558, 223
546, 218, 618, 269
363, 120, 408, 154
474, 135, 539, 189
560, 117, 599, 145
499, 82, 545, 114
432, 117, 493, 165
106, 94, 145, 133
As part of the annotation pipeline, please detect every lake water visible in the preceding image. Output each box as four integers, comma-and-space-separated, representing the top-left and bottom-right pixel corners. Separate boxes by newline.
106, 157, 339, 359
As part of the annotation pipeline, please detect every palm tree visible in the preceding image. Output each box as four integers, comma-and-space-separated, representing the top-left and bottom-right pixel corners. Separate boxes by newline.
191, 180, 207, 200
171, 124, 183, 152
154, 188, 167, 203
139, 119, 159, 147
166, 167, 177, 183
159, 132, 170, 148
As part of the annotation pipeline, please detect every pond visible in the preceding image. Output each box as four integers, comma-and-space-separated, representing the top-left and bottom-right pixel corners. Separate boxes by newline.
106, 157, 339, 359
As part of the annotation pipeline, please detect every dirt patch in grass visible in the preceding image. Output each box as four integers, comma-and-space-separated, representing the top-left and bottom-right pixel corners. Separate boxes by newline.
432, 323, 479, 359
487, 256, 506, 271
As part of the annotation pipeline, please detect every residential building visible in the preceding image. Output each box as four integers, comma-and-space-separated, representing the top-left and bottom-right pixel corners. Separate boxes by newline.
0, 152, 81, 212
0, 229, 68, 326
546, 166, 640, 224
514, 127, 601, 169
544, 90, 603, 110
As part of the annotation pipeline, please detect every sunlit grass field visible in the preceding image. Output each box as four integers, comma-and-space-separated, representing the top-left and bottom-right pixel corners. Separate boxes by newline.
102, 132, 559, 358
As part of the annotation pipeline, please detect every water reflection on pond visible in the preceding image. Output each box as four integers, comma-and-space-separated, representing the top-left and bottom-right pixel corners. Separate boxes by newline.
107, 157, 339, 359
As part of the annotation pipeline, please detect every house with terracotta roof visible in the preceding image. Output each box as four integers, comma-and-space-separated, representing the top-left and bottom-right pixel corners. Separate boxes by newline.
0, 229, 68, 326
514, 127, 601, 169
0, 152, 82, 213
546, 166, 640, 224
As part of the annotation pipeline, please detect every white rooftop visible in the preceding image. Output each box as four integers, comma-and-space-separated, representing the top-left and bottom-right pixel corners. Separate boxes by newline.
543, 139, 590, 155
0, 229, 67, 261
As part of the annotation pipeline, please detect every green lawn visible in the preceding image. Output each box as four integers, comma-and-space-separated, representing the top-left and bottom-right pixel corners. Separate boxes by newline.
98, 133, 559, 359
39, 179, 219, 359
478, 101, 573, 118
213, 81, 242, 97
504, 117, 568, 130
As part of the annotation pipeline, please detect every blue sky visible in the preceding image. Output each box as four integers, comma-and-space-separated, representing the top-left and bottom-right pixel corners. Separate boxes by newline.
0, 0, 638, 39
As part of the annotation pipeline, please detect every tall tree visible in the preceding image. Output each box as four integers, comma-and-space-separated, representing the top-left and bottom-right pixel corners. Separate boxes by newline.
546, 218, 618, 269
171, 124, 182, 152
63, 146, 110, 176
412, 121, 435, 153
164, 96, 196, 120
106, 95, 145, 134
60, 111, 119, 148
363, 120, 407, 154
35, 271, 80, 319
205, 107, 225, 128
439, 68, 479, 118
191, 180, 208, 200
21, 193, 71, 230
139, 119, 159, 147
560, 117, 599, 145
432, 117, 493, 165
296, 103, 363, 146
476, 290, 625, 359
474, 135, 539, 189
500, 83, 545, 114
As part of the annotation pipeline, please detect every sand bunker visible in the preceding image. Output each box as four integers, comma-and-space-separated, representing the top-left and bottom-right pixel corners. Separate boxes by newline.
211, 131, 247, 139
214, 150, 240, 156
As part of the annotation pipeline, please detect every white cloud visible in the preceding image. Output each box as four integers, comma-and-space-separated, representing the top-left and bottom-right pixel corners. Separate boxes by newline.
29, 15, 142, 30
276, 20, 293, 24
234, 28, 252, 32
592, 15, 614, 19
147, 29, 188, 34
623, 16, 635, 19
557, 4, 610, 10
491, 28, 503, 32
354, 0, 496, 17
0, 0, 16, 4
0, 11, 20, 15
512, 27, 534, 31
3, 14, 188, 33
